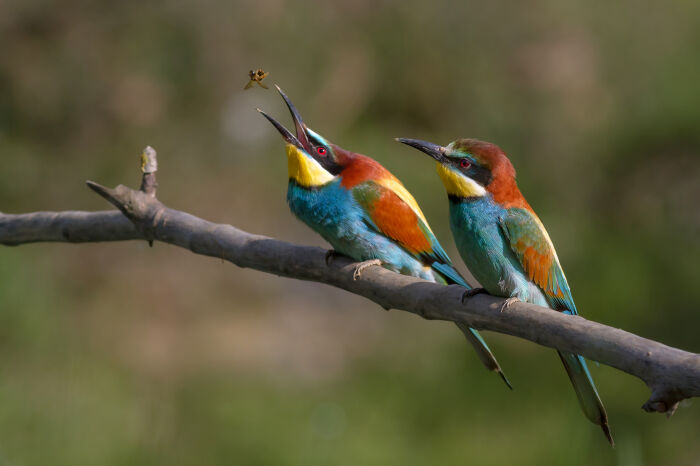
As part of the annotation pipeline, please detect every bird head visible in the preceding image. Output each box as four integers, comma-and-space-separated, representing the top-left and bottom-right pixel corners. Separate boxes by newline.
396, 138, 518, 201
258, 86, 343, 188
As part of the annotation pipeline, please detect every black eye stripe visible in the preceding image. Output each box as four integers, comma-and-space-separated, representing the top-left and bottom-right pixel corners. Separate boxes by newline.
311, 145, 341, 175
451, 157, 471, 169
451, 157, 492, 186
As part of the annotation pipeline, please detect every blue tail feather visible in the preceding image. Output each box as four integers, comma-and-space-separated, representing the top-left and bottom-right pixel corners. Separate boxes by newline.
431, 262, 512, 390
431, 262, 470, 288
557, 351, 613, 446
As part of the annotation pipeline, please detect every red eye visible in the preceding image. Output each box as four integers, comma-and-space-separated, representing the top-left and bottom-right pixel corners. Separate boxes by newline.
460, 159, 471, 169
316, 147, 327, 156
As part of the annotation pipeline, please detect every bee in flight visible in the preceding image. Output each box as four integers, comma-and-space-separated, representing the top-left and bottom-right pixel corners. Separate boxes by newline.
244, 69, 269, 89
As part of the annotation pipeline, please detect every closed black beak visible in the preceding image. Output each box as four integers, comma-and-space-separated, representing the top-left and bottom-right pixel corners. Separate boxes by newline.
395, 138, 448, 163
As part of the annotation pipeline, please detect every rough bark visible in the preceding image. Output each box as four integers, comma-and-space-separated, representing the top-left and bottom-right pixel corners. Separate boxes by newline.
0, 147, 697, 415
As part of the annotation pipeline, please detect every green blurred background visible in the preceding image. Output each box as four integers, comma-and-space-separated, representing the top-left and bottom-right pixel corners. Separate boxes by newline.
1, 0, 699, 464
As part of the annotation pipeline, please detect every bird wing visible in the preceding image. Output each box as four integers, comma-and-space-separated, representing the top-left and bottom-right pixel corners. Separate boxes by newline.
499, 208, 612, 441
353, 179, 514, 386
498, 207, 577, 313
244, 80, 254, 90
351, 179, 453, 267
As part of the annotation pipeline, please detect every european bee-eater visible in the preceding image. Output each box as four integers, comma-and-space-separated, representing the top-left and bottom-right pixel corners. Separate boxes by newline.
258, 87, 510, 388
398, 137, 613, 445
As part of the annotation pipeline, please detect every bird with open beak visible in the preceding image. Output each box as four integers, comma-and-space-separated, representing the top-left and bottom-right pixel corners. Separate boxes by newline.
258, 87, 511, 389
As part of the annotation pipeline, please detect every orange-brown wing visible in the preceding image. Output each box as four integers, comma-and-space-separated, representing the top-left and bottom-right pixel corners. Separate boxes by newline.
498, 207, 577, 313
351, 180, 450, 264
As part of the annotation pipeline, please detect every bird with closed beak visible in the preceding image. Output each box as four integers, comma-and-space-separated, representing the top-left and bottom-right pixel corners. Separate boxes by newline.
397, 136, 613, 445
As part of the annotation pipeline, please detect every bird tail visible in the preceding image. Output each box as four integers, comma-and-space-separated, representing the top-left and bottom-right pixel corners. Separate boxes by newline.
431, 262, 468, 288
457, 322, 512, 390
431, 262, 512, 390
557, 350, 614, 446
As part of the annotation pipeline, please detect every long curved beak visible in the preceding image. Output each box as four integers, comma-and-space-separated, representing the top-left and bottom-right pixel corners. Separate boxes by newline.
257, 108, 303, 148
395, 138, 448, 163
275, 85, 312, 152
257, 85, 312, 153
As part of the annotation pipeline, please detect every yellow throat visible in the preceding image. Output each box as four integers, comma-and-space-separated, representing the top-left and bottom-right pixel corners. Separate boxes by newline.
436, 163, 486, 198
286, 143, 334, 187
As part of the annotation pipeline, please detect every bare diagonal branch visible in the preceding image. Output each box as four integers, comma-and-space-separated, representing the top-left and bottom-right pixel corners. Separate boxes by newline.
0, 157, 698, 417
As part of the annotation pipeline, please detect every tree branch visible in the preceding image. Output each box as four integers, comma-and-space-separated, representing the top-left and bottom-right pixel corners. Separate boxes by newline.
0, 147, 698, 416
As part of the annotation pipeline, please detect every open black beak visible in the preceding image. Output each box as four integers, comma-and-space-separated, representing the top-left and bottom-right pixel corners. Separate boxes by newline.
275, 85, 312, 152
257, 85, 312, 153
395, 138, 448, 163
257, 108, 303, 149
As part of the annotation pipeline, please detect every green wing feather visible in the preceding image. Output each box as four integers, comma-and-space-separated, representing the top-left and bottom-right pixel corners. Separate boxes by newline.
498, 207, 576, 313
499, 207, 612, 444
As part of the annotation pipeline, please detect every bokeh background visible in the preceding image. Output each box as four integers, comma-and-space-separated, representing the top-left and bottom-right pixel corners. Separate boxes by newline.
1, 1, 699, 464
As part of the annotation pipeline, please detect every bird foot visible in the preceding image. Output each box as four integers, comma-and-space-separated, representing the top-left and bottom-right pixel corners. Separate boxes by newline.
325, 249, 341, 266
353, 259, 383, 280
500, 297, 520, 312
461, 287, 488, 304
